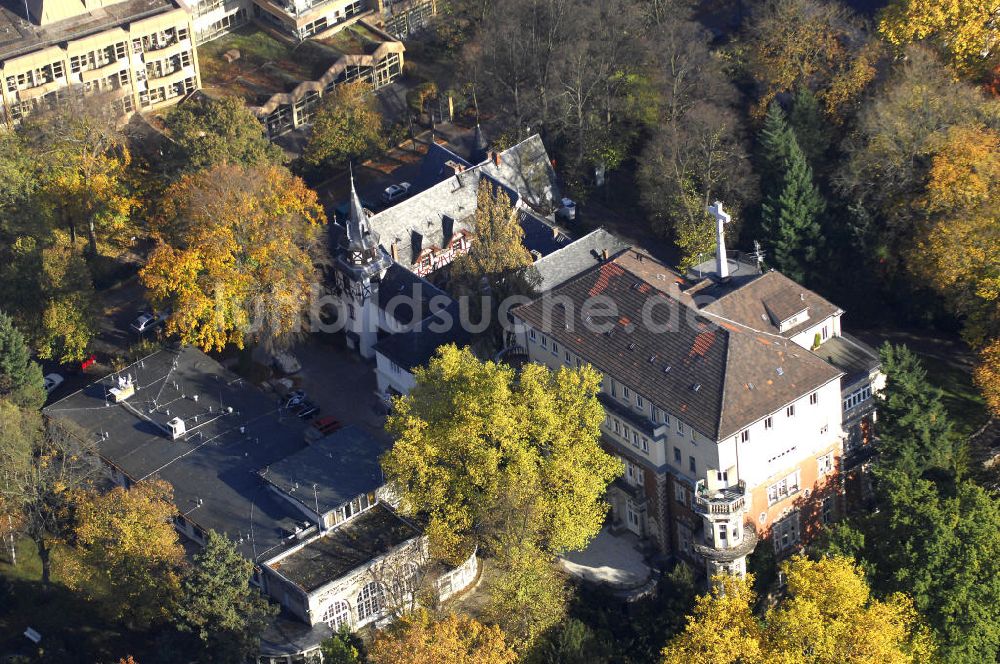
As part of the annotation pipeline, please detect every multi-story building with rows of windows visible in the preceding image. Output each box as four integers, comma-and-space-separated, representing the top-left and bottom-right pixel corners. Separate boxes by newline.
511, 236, 882, 578
0, 0, 200, 127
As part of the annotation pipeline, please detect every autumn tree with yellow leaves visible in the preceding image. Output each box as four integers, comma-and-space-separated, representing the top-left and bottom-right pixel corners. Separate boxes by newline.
369, 610, 518, 664
661, 556, 935, 664
744, 0, 880, 120
65, 479, 186, 630
140, 163, 328, 352
879, 0, 1000, 78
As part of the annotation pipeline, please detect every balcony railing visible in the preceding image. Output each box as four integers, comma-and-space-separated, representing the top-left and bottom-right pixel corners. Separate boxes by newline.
694, 479, 747, 516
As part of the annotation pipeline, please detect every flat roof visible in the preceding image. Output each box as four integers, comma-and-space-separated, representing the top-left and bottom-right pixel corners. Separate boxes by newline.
267, 503, 420, 592
45, 345, 315, 563
261, 425, 391, 517
0, 0, 177, 62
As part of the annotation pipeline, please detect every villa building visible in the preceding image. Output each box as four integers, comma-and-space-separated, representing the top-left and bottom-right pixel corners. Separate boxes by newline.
510, 217, 882, 577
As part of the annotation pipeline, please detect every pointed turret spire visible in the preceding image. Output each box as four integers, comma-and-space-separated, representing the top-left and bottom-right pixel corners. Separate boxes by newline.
346, 165, 371, 250
339, 165, 391, 275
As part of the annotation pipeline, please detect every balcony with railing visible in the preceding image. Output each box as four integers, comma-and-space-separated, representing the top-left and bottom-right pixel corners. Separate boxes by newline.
693, 479, 747, 516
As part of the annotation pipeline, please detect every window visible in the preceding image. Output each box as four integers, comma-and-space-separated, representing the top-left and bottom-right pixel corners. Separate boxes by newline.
767, 471, 801, 505
529, 329, 536, 341
673, 446, 681, 464
662, 411, 670, 425
843, 385, 873, 410
622, 385, 630, 400
575, 358, 582, 368
689, 456, 696, 474
551, 340, 559, 355
613, 419, 621, 435
640, 437, 649, 453
740, 429, 750, 443
764, 416, 773, 430
622, 425, 630, 441
356, 582, 383, 622
674, 483, 687, 505
773, 511, 801, 553
817, 453, 833, 476
610, 379, 616, 397
390, 361, 403, 375
809, 392, 819, 405
786, 404, 796, 417
676, 420, 684, 435
651, 405, 659, 422
322, 600, 351, 629
636, 394, 644, 409
632, 432, 639, 447
716, 470, 728, 482
627, 461, 645, 486
718, 523, 728, 540
822, 326, 829, 340
541, 335, 548, 349
822, 497, 834, 524
820, 424, 829, 435
565, 351, 571, 363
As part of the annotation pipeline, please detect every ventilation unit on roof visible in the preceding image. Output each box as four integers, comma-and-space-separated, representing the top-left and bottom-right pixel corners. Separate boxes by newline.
649, 354, 658, 363
109, 375, 135, 403
776, 367, 784, 376
663, 365, 672, 373
691, 383, 702, 392
627, 342, 636, 351
167, 417, 186, 440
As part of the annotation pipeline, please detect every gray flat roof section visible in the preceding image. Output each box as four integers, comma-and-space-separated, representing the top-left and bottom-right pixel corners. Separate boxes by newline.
44, 345, 314, 563
0, 0, 176, 61
267, 503, 420, 592
261, 425, 391, 517
813, 333, 880, 384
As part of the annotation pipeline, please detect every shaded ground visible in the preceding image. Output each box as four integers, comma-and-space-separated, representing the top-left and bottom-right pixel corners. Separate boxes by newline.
854, 327, 989, 437
0, 539, 154, 663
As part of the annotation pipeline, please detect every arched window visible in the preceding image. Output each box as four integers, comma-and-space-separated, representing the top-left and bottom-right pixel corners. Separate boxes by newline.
322, 600, 351, 630
356, 582, 383, 623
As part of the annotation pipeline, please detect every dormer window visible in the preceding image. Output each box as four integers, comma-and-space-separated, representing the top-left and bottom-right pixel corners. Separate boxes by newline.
351, 250, 363, 264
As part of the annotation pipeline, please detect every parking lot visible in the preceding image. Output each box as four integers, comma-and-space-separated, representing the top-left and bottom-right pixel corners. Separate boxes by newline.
278, 337, 392, 446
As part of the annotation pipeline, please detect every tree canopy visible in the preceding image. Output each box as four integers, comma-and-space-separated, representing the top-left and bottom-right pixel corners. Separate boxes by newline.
370, 610, 518, 664
174, 530, 277, 663
140, 163, 327, 351
383, 344, 622, 564
879, 0, 1000, 76
303, 81, 387, 168
162, 95, 284, 175
0, 311, 45, 409
661, 556, 933, 664
65, 479, 185, 630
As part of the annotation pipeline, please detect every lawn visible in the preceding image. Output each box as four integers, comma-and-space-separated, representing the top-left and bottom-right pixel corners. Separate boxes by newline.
0, 539, 152, 663
917, 352, 990, 438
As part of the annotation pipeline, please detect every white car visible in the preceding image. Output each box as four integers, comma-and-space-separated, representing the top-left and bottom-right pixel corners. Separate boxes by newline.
43, 373, 64, 394
381, 182, 412, 204
130, 311, 167, 334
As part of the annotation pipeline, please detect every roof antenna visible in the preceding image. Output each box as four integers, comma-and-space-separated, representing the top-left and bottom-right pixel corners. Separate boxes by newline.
750, 240, 766, 273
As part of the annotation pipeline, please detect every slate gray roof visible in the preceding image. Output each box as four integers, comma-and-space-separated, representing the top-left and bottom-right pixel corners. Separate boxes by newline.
513, 254, 842, 440
700, 271, 842, 338
260, 425, 391, 517
267, 503, 420, 592
813, 333, 880, 385
519, 209, 572, 257
377, 264, 449, 327
44, 346, 313, 563
532, 228, 630, 292
374, 302, 472, 372
367, 135, 560, 270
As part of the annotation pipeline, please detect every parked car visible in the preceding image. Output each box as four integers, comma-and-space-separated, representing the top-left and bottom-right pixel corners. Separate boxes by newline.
312, 416, 342, 434
43, 373, 64, 394
130, 311, 167, 334
381, 182, 412, 204
284, 389, 307, 409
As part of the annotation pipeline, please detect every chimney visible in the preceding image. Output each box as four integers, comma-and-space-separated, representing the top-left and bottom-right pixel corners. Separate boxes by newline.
493, 151, 501, 167
444, 159, 465, 176
390, 242, 398, 261
552, 226, 559, 240
601, 249, 609, 261
708, 201, 732, 280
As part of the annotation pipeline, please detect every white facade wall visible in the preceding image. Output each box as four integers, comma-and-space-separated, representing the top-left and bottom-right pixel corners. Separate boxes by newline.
789, 313, 842, 350
375, 351, 417, 397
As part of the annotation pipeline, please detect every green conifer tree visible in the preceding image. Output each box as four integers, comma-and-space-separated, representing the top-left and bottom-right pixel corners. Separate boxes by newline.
788, 87, 831, 167
0, 311, 45, 409
876, 343, 958, 477
761, 116, 826, 282
175, 530, 277, 663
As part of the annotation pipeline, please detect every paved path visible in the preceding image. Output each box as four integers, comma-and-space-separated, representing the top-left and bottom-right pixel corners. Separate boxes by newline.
560, 527, 653, 589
